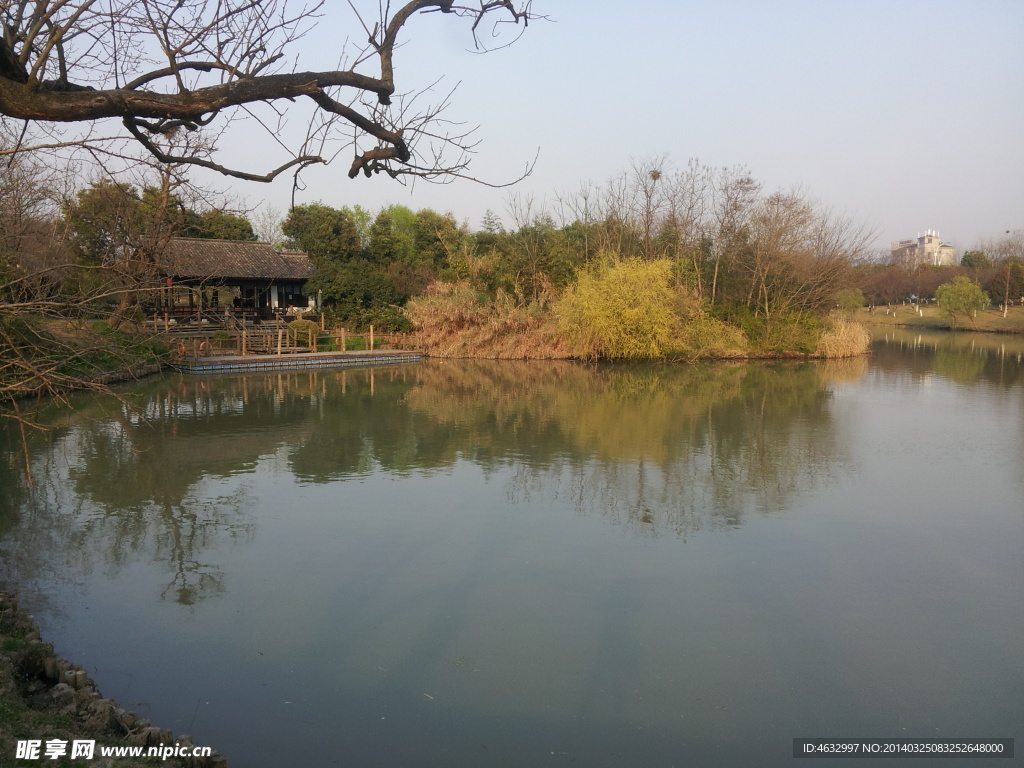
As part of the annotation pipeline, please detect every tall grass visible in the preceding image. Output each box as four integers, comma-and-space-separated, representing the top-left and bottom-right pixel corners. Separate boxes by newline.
404, 281, 571, 359
815, 314, 870, 358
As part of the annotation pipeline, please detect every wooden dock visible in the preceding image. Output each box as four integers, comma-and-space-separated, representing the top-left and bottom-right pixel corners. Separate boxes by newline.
171, 349, 421, 375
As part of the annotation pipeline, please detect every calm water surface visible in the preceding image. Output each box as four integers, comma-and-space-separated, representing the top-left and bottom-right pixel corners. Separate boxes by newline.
1, 330, 1022, 767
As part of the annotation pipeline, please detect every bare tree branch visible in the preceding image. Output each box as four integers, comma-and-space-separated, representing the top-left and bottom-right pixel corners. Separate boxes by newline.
0, 1, 539, 183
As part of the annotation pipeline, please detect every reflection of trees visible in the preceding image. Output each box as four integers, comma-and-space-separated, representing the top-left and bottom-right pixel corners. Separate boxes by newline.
872, 330, 1024, 388
0, 375, 311, 605
0, 438, 27, 537
285, 367, 454, 481
2, 358, 856, 597
405, 360, 850, 534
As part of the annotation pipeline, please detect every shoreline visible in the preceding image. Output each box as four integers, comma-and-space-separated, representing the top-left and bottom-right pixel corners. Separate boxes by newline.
0, 592, 227, 767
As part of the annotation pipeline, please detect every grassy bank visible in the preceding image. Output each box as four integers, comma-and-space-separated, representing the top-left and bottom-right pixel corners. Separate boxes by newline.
857, 304, 1024, 334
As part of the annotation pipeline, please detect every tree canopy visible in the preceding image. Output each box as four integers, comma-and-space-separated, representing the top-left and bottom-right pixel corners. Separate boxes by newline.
936, 276, 988, 329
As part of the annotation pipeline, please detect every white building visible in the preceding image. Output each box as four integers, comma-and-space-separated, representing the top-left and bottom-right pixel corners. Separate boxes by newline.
890, 230, 956, 268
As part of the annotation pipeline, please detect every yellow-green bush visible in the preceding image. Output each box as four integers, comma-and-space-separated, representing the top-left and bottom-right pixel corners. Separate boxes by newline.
556, 257, 680, 359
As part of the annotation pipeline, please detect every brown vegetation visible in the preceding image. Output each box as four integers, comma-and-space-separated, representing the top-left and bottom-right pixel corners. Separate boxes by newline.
815, 314, 871, 358
404, 281, 571, 359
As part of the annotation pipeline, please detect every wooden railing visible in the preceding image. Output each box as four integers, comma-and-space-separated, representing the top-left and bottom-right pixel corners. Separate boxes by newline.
166, 324, 423, 359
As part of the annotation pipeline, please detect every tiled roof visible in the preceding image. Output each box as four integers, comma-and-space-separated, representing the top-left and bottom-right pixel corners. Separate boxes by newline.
160, 238, 315, 281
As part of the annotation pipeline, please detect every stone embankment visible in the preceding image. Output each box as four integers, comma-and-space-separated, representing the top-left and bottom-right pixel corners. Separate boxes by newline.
0, 592, 226, 767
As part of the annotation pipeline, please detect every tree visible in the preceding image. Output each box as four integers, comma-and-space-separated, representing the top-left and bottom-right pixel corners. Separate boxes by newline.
281, 204, 361, 265
308, 258, 408, 331
977, 230, 1024, 317
366, 206, 419, 267
988, 259, 1024, 317
63, 181, 147, 267
936, 276, 988, 329
834, 287, 865, 312
0, 1, 538, 183
183, 209, 256, 242
961, 250, 990, 269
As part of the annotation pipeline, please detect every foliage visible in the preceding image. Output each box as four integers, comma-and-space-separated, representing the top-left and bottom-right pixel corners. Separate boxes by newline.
834, 287, 866, 311
987, 259, 1024, 309
288, 319, 320, 347
366, 205, 419, 266
961, 250, 991, 269
282, 203, 361, 265
674, 314, 747, 360
309, 258, 408, 331
62, 180, 147, 266
182, 209, 256, 241
936, 276, 988, 329
557, 257, 680, 359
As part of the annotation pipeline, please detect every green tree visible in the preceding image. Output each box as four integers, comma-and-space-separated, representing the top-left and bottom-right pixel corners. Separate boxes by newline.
834, 287, 866, 312
62, 180, 145, 266
183, 209, 256, 241
936, 276, 988, 329
308, 258, 408, 331
961, 250, 990, 269
366, 205, 418, 266
414, 209, 462, 273
281, 203, 362, 265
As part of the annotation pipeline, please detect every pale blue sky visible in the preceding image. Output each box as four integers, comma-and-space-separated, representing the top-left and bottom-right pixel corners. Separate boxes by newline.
212, 1, 1024, 253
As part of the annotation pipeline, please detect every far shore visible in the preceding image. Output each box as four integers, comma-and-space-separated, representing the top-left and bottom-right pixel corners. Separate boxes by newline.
856, 303, 1024, 335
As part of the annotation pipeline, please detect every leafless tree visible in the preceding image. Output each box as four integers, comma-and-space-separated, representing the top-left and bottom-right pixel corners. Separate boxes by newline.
0, 1, 538, 183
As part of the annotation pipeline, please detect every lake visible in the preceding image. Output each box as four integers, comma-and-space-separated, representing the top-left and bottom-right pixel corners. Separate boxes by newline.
1, 329, 1022, 767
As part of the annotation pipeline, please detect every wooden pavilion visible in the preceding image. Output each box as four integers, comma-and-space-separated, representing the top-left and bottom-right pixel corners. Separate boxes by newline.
154, 238, 316, 324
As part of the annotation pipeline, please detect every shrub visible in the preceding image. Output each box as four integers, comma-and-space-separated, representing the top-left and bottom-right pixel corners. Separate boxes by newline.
288, 318, 320, 347
556, 257, 679, 359
676, 314, 747, 360
834, 287, 866, 312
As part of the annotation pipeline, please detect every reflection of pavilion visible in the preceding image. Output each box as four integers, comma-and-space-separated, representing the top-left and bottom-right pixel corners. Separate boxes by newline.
153, 238, 316, 323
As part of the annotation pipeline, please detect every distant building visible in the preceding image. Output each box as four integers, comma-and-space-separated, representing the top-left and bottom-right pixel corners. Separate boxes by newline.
890, 230, 956, 268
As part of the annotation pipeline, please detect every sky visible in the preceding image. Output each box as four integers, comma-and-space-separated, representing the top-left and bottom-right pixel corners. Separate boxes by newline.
204, 0, 1024, 254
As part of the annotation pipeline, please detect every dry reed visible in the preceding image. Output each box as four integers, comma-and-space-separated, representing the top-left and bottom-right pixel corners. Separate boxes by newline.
404, 281, 572, 359
815, 315, 870, 358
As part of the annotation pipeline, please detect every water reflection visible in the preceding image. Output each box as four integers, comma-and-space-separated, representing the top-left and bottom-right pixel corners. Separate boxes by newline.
1, 343, 1021, 768
403, 361, 850, 535
872, 328, 1024, 387
0, 361, 857, 602
1, 336, 1019, 600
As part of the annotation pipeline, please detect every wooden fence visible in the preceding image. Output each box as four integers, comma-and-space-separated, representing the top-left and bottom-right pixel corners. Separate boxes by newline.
167, 324, 423, 359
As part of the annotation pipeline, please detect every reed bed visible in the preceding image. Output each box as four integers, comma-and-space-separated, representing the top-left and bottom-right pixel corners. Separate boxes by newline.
815, 315, 871, 358
404, 281, 572, 359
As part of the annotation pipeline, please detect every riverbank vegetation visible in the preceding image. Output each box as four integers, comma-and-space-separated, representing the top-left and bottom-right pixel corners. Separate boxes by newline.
8, 134, 1022, 433
402, 159, 877, 360
854, 230, 1024, 334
